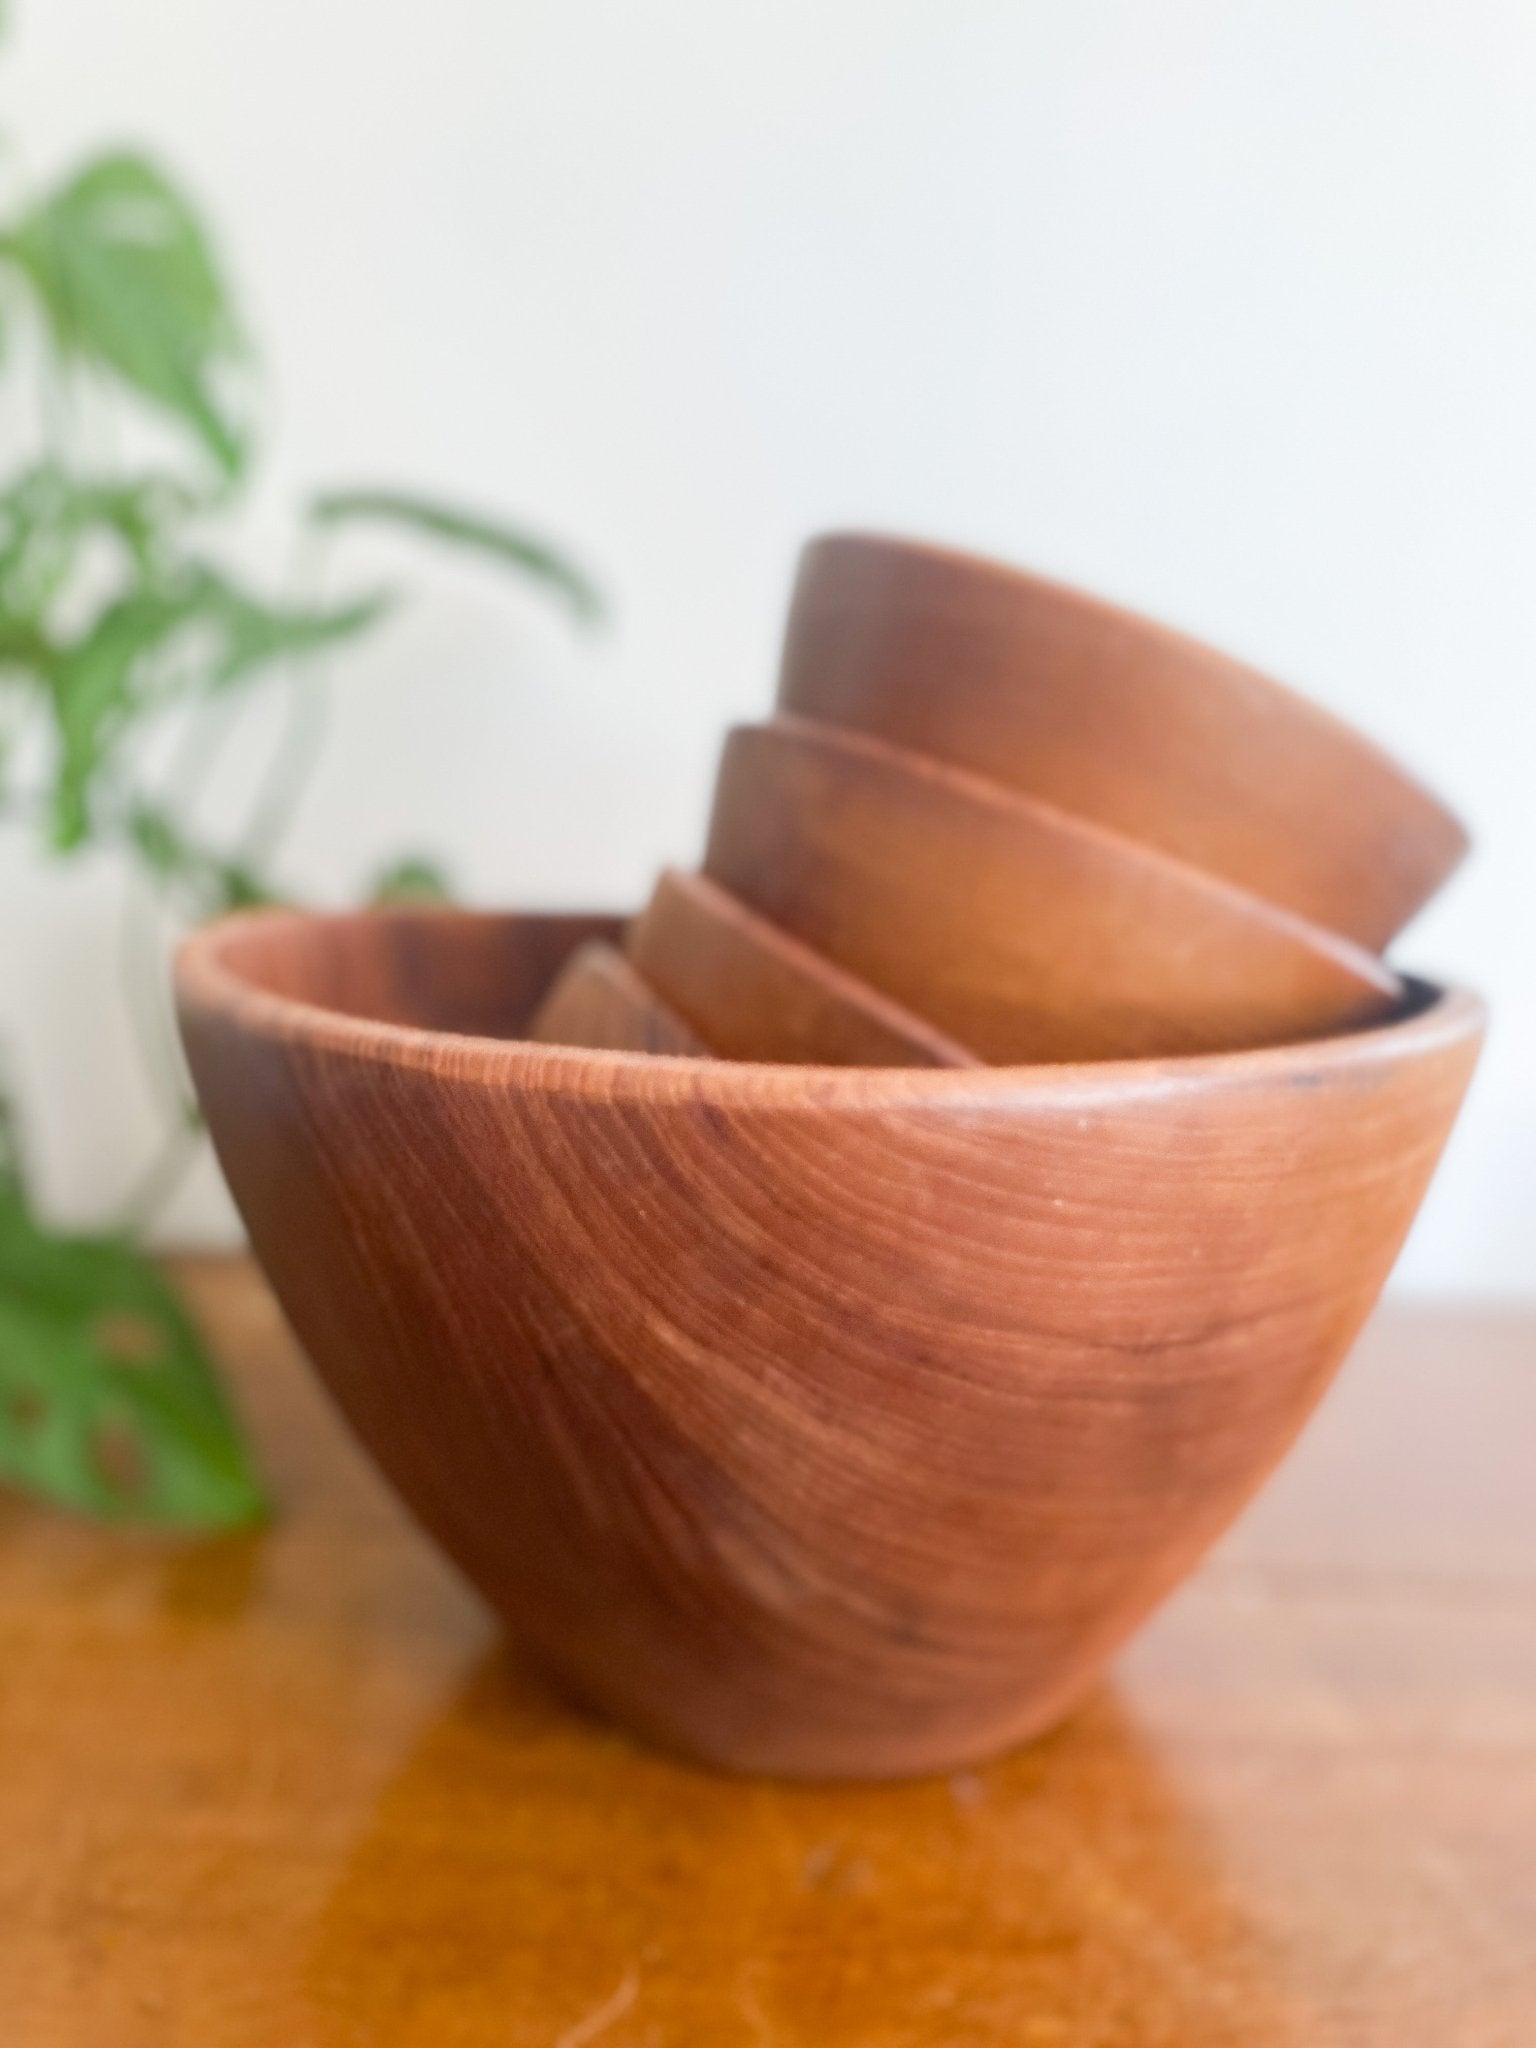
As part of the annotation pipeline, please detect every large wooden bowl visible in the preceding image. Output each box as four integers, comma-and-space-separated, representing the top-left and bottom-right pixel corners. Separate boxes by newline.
779, 533, 1468, 948
704, 718, 1404, 1062
176, 908, 1482, 1780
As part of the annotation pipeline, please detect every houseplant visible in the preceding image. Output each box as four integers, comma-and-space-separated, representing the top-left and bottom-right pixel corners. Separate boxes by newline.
0, 73, 601, 1528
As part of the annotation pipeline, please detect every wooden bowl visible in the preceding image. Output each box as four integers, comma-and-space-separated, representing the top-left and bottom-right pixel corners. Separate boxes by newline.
529, 940, 706, 1055
628, 869, 980, 1068
779, 533, 1468, 948
176, 907, 1483, 1779
704, 718, 1404, 1063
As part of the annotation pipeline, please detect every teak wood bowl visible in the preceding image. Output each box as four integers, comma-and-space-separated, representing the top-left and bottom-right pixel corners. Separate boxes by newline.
529, 940, 707, 1056
177, 908, 1483, 1779
704, 718, 1404, 1064
779, 533, 1468, 948
628, 868, 980, 1068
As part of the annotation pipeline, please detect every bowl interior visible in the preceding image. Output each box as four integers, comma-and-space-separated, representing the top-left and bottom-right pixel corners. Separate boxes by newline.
206, 908, 628, 1041
187, 906, 1462, 1097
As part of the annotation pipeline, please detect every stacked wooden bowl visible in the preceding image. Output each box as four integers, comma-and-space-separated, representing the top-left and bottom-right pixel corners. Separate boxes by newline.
178, 532, 1483, 1780
531, 532, 1465, 1066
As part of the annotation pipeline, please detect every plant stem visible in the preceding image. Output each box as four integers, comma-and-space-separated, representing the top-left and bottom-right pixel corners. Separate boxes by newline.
116, 862, 197, 1142
238, 662, 332, 870
161, 687, 243, 816
114, 1099, 204, 1236
237, 525, 337, 869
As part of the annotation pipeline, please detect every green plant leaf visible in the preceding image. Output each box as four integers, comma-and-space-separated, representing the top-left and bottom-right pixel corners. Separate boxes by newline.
127, 802, 280, 918
28, 561, 385, 849
0, 1183, 268, 1529
368, 854, 454, 906
310, 488, 604, 626
47, 581, 199, 847
0, 464, 195, 629
183, 563, 389, 689
0, 151, 248, 477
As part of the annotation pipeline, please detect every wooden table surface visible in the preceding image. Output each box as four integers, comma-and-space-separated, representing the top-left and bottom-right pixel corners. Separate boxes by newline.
2, 1261, 1533, 2047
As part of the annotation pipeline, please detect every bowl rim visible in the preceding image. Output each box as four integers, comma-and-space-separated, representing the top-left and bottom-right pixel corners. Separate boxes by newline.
175, 906, 1485, 1114
790, 529, 1469, 860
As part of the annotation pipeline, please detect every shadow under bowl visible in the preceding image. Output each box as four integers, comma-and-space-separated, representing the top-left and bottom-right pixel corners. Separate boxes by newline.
176, 908, 1482, 1779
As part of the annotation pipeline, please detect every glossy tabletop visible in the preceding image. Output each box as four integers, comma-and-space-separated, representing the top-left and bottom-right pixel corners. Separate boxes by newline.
2, 1262, 1533, 2046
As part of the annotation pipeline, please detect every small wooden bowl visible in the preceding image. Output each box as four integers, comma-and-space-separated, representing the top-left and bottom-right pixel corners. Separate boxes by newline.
704, 718, 1404, 1063
628, 868, 979, 1068
177, 907, 1482, 1779
779, 532, 1468, 948
529, 940, 706, 1056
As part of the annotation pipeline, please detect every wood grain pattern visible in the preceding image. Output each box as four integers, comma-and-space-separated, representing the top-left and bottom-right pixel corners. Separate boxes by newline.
705, 718, 1404, 1063
175, 908, 1480, 1778
780, 532, 1468, 948
4, 1268, 1534, 2047
528, 940, 707, 1055
628, 868, 980, 1067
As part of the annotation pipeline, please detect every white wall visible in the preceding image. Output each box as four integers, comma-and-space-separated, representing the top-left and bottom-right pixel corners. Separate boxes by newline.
1, 1, 1531, 1290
